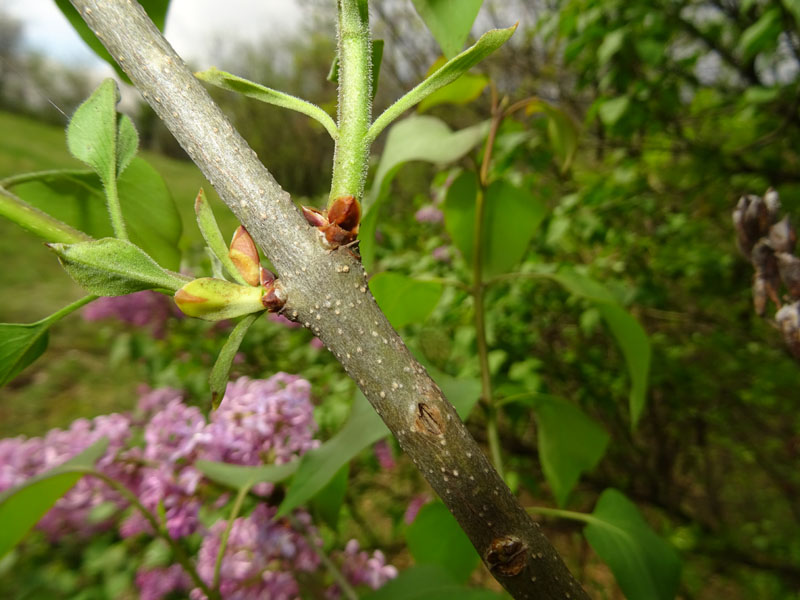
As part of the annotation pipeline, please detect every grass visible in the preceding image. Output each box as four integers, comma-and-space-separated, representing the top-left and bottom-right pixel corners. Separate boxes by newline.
0, 109, 240, 436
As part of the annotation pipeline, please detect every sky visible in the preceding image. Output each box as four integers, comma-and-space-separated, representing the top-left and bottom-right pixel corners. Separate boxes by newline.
5, 0, 304, 73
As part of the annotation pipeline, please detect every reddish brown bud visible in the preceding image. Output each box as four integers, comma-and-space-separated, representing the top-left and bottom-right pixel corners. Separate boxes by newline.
321, 223, 358, 247
327, 195, 361, 232
229, 226, 260, 286
777, 252, 800, 299
301, 205, 329, 228
769, 217, 797, 255
485, 536, 527, 577
261, 280, 287, 311
260, 266, 276, 288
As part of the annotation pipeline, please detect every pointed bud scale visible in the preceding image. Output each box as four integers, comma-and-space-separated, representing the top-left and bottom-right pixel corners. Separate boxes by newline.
260, 266, 276, 287
229, 226, 260, 286
174, 277, 265, 321
327, 195, 361, 232
301, 205, 329, 228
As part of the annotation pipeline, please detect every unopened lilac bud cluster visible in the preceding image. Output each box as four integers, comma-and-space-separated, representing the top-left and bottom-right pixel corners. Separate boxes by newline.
0, 374, 397, 599
733, 189, 800, 360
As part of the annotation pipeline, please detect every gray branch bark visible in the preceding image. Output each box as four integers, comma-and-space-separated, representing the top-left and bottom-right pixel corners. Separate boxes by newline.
70, 1, 589, 598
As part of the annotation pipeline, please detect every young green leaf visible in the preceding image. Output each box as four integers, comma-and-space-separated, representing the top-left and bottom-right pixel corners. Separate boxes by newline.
405, 502, 480, 582
193, 189, 249, 285
48, 238, 188, 296
411, 0, 485, 59
209, 313, 260, 408
417, 57, 488, 112
584, 489, 682, 600
67, 79, 138, 184
367, 24, 516, 144
531, 395, 610, 507
54, 0, 170, 84
7, 159, 183, 270
0, 296, 95, 387
174, 278, 265, 321
194, 460, 298, 491
369, 272, 443, 328
196, 67, 338, 140
0, 437, 109, 558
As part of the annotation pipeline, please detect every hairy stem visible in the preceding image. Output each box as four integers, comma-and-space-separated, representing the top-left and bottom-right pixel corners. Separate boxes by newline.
104, 174, 128, 240
329, 0, 372, 206
0, 186, 92, 244
69, 1, 590, 597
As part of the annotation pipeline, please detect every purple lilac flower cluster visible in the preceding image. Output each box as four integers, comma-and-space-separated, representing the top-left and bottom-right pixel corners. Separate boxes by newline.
0, 374, 397, 599
82, 290, 177, 338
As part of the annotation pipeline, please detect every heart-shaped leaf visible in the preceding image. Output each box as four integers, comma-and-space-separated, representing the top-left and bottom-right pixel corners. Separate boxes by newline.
194, 460, 298, 491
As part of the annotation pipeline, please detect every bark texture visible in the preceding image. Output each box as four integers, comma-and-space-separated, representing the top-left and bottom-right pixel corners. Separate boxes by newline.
69, 1, 590, 598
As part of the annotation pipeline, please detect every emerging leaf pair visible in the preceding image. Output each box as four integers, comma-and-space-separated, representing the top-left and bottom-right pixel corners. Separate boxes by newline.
174, 191, 286, 321
302, 194, 361, 248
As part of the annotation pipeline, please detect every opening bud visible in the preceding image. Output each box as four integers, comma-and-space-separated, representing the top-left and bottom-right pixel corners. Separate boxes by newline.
229, 226, 261, 286
174, 277, 265, 321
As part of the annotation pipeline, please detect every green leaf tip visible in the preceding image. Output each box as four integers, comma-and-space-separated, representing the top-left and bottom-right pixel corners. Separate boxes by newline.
196, 67, 338, 140
367, 23, 517, 143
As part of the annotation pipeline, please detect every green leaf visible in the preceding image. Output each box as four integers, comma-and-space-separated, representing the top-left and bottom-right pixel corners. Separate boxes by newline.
362, 116, 488, 270
48, 238, 187, 296
0, 296, 94, 387
67, 79, 138, 185
0, 437, 109, 558
598, 96, 630, 127
196, 67, 338, 140
784, 0, 800, 24
444, 176, 547, 277
0, 322, 49, 387
209, 313, 260, 409
194, 189, 249, 286
363, 565, 504, 600
530, 267, 651, 428
310, 463, 349, 530
174, 278, 265, 321
418, 58, 488, 112
369, 273, 443, 328
584, 489, 682, 600
738, 8, 781, 60
9, 159, 183, 270
368, 25, 515, 143
411, 0, 485, 58
597, 28, 626, 66
277, 391, 387, 517
532, 395, 610, 507
405, 502, 480, 582
54, 0, 170, 84
194, 460, 298, 491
